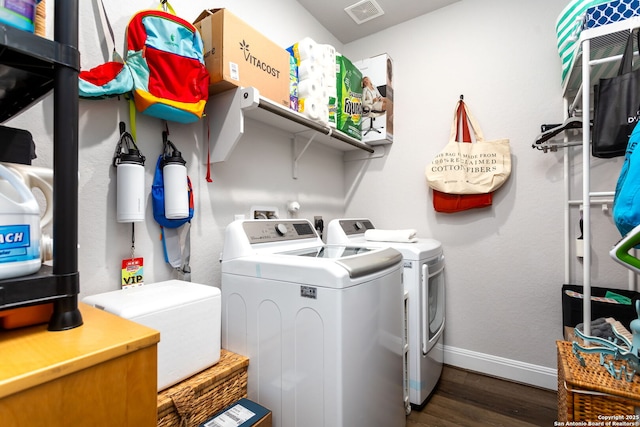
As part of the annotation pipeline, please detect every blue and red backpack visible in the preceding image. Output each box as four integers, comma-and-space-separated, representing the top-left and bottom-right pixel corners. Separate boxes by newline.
79, 2, 210, 124
126, 7, 210, 123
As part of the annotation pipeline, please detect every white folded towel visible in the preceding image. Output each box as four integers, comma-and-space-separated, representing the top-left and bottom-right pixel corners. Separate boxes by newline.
364, 229, 418, 243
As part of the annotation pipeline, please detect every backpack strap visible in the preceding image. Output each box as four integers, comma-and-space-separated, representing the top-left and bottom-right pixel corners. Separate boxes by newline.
95, 0, 123, 63
129, 98, 137, 141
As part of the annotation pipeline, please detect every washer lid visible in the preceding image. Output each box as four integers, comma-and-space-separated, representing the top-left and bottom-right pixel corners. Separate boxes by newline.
279, 246, 402, 278
280, 245, 374, 258
222, 245, 403, 286
338, 247, 402, 278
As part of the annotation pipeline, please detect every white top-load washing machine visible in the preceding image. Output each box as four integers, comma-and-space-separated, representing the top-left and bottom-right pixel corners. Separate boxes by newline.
221, 219, 406, 427
327, 218, 445, 410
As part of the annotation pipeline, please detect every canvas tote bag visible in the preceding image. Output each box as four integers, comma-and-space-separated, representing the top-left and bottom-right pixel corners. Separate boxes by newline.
431, 100, 493, 213
592, 29, 640, 158
426, 100, 511, 195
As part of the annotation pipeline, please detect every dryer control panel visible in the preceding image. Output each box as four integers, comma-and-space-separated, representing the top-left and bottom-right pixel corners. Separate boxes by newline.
242, 219, 318, 244
337, 219, 375, 236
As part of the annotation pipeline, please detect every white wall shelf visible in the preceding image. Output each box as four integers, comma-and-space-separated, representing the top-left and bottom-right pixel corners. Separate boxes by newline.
205, 86, 375, 164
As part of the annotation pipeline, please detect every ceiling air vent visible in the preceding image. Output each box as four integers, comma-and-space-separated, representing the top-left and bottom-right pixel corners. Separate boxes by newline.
344, 0, 385, 25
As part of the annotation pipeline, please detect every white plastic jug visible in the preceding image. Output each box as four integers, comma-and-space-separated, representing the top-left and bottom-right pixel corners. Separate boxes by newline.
0, 163, 42, 279
2, 162, 53, 229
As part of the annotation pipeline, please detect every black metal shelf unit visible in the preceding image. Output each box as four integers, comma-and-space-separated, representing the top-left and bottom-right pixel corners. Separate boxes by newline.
0, 1, 82, 331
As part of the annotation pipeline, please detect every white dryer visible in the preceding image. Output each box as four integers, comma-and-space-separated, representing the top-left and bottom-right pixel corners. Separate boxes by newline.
221, 219, 406, 427
327, 218, 445, 410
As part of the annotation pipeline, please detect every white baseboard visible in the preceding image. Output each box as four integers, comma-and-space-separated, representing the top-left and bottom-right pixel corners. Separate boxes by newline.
443, 345, 557, 390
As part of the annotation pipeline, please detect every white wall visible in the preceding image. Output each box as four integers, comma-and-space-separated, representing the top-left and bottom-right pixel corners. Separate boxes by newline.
342, 0, 629, 388
5, 0, 629, 389
7, 0, 346, 296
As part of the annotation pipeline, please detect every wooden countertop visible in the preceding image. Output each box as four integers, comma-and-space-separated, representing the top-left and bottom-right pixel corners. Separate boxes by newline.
0, 303, 160, 399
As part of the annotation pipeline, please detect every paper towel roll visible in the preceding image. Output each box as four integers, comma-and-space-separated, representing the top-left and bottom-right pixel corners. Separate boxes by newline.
318, 87, 329, 104
324, 64, 337, 88
318, 103, 330, 125
297, 79, 321, 99
298, 97, 321, 121
295, 37, 318, 62
323, 44, 336, 65
297, 60, 317, 80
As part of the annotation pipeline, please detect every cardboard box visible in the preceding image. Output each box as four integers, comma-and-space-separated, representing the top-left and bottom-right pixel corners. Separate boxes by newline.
199, 398, 272, 427
194, 9, 290, 108
354, 53, 394, 145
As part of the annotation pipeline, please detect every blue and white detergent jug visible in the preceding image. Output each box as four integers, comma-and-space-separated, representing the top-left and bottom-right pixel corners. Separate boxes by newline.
0, 163, 41, 279
3, 162, 53, 230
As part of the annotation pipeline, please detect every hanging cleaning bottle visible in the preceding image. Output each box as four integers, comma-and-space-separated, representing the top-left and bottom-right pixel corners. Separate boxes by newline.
0, 163, 42, 279
113, 122, 146, 223
161, 132, 188, 219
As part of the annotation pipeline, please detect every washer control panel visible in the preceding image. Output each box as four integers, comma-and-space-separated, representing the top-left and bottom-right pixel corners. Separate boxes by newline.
242, 219, 318, 244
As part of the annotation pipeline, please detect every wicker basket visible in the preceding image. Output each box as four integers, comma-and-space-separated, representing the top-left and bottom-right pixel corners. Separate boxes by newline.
557, 340, 640, 422
157, 350, 249, 427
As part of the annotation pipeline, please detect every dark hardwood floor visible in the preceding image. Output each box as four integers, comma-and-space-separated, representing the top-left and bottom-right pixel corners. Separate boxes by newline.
406, 365, 558, 427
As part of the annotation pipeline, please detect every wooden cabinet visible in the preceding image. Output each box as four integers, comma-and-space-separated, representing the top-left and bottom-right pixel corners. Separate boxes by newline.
0, 304, 160, 426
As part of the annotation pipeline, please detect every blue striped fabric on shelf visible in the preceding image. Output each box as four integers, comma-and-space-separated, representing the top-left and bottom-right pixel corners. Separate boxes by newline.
556, 0, 610, 87
584, 0, 640, 29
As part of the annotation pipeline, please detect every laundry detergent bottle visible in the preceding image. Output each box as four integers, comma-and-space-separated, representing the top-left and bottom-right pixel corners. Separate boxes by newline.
0, 163, 41, 279
2, 163, 53, 229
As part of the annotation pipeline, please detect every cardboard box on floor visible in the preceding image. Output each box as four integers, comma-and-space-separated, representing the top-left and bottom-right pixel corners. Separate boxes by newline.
193, 9, 290, 108
353, 53, 394, 145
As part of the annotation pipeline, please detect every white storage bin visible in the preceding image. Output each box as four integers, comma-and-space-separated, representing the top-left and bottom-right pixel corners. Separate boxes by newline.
83, 280, 221, 391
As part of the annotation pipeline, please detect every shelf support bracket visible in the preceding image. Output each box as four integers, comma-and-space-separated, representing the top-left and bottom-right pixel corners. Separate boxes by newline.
205, 87, 260, 164
293, 133, 317, 179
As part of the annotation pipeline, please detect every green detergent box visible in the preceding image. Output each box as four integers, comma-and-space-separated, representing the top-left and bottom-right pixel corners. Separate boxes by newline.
333, 53, 362, 140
